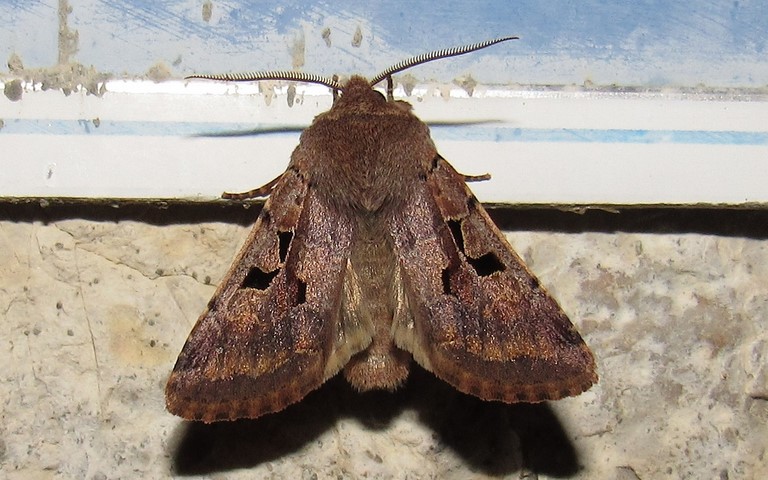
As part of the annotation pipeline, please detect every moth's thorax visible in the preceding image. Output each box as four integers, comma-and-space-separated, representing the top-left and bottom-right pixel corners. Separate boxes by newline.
292, 75, 438, 214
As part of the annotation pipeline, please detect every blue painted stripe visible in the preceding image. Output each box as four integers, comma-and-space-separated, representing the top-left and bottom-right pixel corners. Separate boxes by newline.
435, 126, 768, 145
2, 118, 767, 145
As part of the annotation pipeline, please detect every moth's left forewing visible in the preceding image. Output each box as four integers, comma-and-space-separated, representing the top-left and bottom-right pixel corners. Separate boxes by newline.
391, 155, 597, 403
166, 165, 370, 422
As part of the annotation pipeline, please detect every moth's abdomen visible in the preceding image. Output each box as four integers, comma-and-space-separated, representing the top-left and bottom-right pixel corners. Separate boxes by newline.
342, 216, 412, 390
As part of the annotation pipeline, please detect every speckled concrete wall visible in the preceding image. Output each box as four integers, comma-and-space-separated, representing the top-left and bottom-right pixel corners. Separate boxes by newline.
1, 206, 765, 478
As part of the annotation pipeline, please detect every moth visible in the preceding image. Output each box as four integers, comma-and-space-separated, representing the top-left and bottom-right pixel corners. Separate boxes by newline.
166, 37, 597, 423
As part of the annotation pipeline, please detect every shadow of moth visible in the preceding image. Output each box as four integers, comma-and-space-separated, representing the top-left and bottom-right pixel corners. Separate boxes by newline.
166, 37, 597, 423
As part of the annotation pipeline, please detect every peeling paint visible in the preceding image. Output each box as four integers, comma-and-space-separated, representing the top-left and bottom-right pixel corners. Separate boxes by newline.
321, 27, 332, 47
351, 25, 363, 47
202, 1, 213, 23
258, 80, 277, 106
20, 64, 109, 96
7, 53, 24, 73
290, 31, 305, 70
4, 79, 23, 101
454, 74, 478, 97
57, 0, 79, 65
286, 83, 296, 107
1, 1, 109, 97
399, 73, 417, 96
146, 62, 172, 82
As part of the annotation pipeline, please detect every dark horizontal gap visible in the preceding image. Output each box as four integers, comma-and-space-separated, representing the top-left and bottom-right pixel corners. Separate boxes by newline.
0, 200, 766, 238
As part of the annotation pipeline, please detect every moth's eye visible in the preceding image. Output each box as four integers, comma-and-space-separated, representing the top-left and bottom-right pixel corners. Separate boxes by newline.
241, 267, 278, 290
372, 90, 386, 101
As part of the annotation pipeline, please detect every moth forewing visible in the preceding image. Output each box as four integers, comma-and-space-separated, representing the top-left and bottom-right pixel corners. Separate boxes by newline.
429, 160, 597, 401
167, 37, 597, 423
166, 168, 365, 422
383, 156, 596, 403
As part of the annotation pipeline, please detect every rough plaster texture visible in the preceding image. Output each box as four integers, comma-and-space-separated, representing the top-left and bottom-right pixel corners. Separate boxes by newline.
1, 206, 766, 479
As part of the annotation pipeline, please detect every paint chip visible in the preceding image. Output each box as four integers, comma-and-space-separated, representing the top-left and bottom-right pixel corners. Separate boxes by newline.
7, 53, 24, 73
202, 1, 213, 22
351, 26, 363, 47
4, 79, 23, 101
291, 32, 306, 70
321, 27, 332, 47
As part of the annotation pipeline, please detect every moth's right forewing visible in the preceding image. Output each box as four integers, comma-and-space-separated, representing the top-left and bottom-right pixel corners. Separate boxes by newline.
165, 167, 366, 422
391, 156, 597, 404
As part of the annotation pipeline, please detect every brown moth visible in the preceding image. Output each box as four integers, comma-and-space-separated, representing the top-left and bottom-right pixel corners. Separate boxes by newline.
166, 37, 597, 423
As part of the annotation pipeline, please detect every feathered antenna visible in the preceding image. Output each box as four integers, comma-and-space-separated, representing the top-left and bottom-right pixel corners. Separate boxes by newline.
368, 36, 518, 87
186, 70, 342, 91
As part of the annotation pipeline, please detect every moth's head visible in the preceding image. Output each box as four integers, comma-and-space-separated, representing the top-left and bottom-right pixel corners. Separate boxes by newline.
340, 76, 381, 96
332, 75, 388, 107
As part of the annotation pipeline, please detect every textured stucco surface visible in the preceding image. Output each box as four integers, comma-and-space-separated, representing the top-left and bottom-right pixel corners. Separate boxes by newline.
1, 206, 766, 479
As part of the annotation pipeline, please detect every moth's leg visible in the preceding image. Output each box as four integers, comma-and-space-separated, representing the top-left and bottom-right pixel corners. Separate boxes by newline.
434, 155, 490, 183
222, 173, 284, 200
461, 172, 491, 183
386, 75, 394, 102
